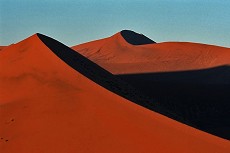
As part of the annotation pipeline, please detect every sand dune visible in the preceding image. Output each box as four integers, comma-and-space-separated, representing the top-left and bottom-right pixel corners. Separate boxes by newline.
72, 30, 230, 74
1, 34, 229, 152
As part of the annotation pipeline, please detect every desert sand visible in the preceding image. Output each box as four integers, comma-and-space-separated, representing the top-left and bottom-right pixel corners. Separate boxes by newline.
1, 34, 229, 152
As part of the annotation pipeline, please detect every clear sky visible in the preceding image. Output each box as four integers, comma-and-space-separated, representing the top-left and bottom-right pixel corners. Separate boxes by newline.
0, 0, 230, 47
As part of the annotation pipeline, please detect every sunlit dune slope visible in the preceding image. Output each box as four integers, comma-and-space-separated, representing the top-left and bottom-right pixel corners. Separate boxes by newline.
0, 34, 229, 152
72, 30, 230, 74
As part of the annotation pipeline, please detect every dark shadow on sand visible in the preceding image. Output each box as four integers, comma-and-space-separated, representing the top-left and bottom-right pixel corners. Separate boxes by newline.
118, 66, 230, 140
121, 30, 156, 45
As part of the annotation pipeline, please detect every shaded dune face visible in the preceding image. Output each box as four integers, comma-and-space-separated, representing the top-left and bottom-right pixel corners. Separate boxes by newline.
120, 30, 156, 45
72, 31, 230, 139
1, 34, 230, 152
118, 66, 230, 139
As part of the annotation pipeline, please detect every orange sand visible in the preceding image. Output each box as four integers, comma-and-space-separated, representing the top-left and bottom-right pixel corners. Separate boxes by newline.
0, 34, 229, 153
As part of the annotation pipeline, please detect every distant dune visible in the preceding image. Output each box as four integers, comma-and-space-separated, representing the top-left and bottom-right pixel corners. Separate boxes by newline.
72, 30, 230, 139
72, 30, 230, 74
1, 34, 229, 152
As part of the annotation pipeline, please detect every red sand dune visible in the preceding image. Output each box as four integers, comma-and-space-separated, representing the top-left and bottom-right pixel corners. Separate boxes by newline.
0, 34, 230, 152
72, 31, 230, 74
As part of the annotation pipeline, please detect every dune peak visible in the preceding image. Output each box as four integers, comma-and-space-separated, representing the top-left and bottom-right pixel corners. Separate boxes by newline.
120, 30, 156, 45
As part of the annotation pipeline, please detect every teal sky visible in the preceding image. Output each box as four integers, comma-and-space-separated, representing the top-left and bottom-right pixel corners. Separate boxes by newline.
1, 0, 230, 47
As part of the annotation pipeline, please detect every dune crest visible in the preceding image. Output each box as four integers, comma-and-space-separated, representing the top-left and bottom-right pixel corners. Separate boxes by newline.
1, 34, 229, 152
